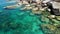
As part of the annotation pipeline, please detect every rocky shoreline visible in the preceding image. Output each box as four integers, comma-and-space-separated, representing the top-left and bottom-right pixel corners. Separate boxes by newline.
21, 3, 60, 34
2, 0, 60, 34
39, 9, 60, 34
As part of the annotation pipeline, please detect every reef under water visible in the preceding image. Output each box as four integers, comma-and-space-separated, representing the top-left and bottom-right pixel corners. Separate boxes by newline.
0, 7, 44, 34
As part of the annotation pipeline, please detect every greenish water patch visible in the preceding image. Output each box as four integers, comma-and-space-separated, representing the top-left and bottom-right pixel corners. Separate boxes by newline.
0, 9, 43, 34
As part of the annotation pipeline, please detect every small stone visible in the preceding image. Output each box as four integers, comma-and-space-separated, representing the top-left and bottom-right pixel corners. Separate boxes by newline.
48, 15, 56, 19
32, 7, 38, 11
40, 8, 45, 11
26, 5, 30, 7
51, 19, 60, 24
56, 16, 60, 20
26, 7, 32, 9
54, 23, 58, 26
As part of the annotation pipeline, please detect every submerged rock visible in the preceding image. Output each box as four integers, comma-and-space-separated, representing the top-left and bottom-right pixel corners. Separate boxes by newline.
40, 24, 57, 34
3, 4, 21, 10
3, 6, 16, 9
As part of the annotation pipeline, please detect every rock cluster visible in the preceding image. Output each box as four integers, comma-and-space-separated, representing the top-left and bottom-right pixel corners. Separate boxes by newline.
39, 8, 60, 34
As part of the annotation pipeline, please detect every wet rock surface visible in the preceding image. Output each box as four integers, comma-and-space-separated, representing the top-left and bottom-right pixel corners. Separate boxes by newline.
39, 9, 60, 34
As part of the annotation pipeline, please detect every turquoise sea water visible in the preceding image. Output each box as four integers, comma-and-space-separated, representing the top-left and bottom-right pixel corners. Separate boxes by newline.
0, 1, 44, 34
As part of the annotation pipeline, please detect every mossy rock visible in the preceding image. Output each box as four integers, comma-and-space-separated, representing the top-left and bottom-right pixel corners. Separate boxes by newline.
51, 19, 60, 24
40, 24, 57, 34
56, 16, 60, 21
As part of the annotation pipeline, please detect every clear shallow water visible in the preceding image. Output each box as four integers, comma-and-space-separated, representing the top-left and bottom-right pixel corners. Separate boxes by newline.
0, 1, 43, 34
